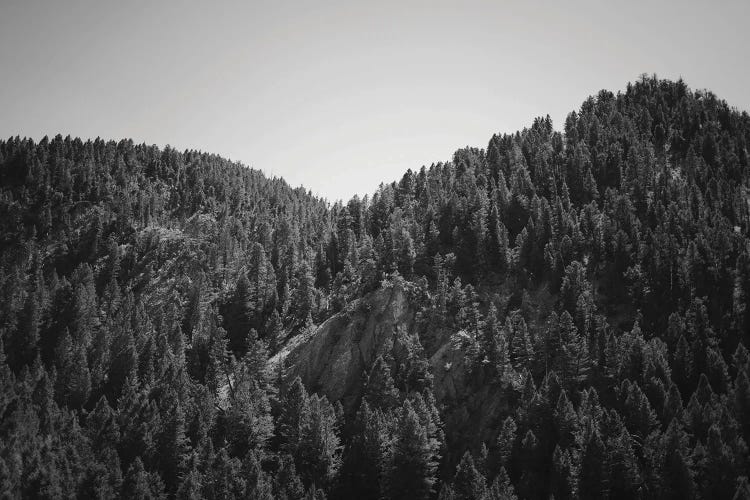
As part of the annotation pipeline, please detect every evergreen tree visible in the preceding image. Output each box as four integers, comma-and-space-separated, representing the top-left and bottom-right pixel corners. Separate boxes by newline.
659, 419, 697, 499
121, 458, 166, 500
155, 393, 190, 494
340, 401, 391, 500
453, 451, 487, 500
517, 430, 543, 500
293, 261, 317, 325
8, 287, 41, 372
507, 311, 534, 370
578, 431, 607, 500
297, 394, 342, 489
363, 355, 400, 410
495, 416, 517, 470
176, 458, 203, 500
53, 329, 91, 409
550, 445, 575, 500
487, 467, 517, 500
386, 400, 439, 500
275, 455, 306, 500
223, 272, 254, 355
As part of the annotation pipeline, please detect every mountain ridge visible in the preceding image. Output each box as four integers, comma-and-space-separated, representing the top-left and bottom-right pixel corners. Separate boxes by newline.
1, 75, 750, 498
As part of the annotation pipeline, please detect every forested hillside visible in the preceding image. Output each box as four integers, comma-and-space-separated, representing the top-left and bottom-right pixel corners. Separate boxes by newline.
2, 75, 750, 498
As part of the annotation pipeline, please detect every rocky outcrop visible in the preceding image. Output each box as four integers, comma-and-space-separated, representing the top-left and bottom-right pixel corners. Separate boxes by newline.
271, 284, 518, 448
270, 284, 416, 412
430, 333, 520, 450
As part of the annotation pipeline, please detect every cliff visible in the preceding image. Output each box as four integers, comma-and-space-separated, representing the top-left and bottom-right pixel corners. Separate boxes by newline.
271, 283, 519, 448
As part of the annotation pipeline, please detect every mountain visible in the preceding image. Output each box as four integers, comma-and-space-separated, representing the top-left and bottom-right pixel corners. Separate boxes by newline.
1, 75, 750, 498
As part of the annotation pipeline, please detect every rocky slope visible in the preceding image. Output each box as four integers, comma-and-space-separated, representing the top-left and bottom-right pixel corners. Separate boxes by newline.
271, 283, 519, 448
271, 284, 415, 411
429, 333, 520, 450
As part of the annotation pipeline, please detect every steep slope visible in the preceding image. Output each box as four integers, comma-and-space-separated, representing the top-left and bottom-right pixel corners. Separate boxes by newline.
271, 284, 416, 411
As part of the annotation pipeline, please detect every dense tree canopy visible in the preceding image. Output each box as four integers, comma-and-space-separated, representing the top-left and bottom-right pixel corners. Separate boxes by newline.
1, 75, 750, 498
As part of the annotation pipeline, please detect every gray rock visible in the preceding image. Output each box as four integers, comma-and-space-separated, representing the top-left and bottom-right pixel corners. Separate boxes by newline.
270, 283, 519, 448
270, 284, 415, 411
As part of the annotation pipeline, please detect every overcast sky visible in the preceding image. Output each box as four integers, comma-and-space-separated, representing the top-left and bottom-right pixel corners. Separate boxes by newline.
1, 1, 748, 201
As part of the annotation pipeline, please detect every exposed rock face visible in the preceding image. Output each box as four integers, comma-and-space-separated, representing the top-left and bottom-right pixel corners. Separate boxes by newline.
429, 333, 471, 404
270, 284, 416, 412
271, 284, 518, 449
430, 335, 519, 450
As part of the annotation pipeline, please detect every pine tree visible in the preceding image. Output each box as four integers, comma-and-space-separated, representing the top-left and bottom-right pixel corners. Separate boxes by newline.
40, 279, 74, 367
275, 455, 306, 500
0, 336, 15, 414
224, 272, 253, 355
438, 483, 456, 500
507, 312, 534, 371
488, 467, 517, 500
560, 260, 589, 314
605, 425, 641, 499
107, 315, 137, 402
453, 451, 487, 500
550, 445, 575, 500
176, 458, 203, 500
294, 261, 317, 326
700, 424, 737, 499
705, 346, 731, 394
117, 376, 159, 471
121, 457, 166, 500
265, 309, 284, 353
559, 310, 591, 390
660, 419, 697, 499
244, 452, 275, 499
224, 350, 274, 457
622, 381, 658, 438
672, 335, 693, 396
86, 395, 120, 453
279, 377, 311, 456
578, 431, 607, 500
663, 383, 684, 426
488, 199, 509, 275
205, 447, 246, 499
386, 399, 439, 500
182, 277, 203, 341
340, 401, 392, 500
734, 370, 750, 440
517, 430, 543, 500
297, 394, 342, 489
8, 287, 41, 372
495, 416, 517, 470
554, 390, 579, 449
80, 448, 123, 499
363, 355, 400, 410
155, 393, 190, 494
204, 309, 230, 394
71, 263, 99, 348
53, 329, 91, 409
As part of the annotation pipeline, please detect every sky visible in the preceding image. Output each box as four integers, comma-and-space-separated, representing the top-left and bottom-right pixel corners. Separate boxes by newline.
1, 1, 749, 202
